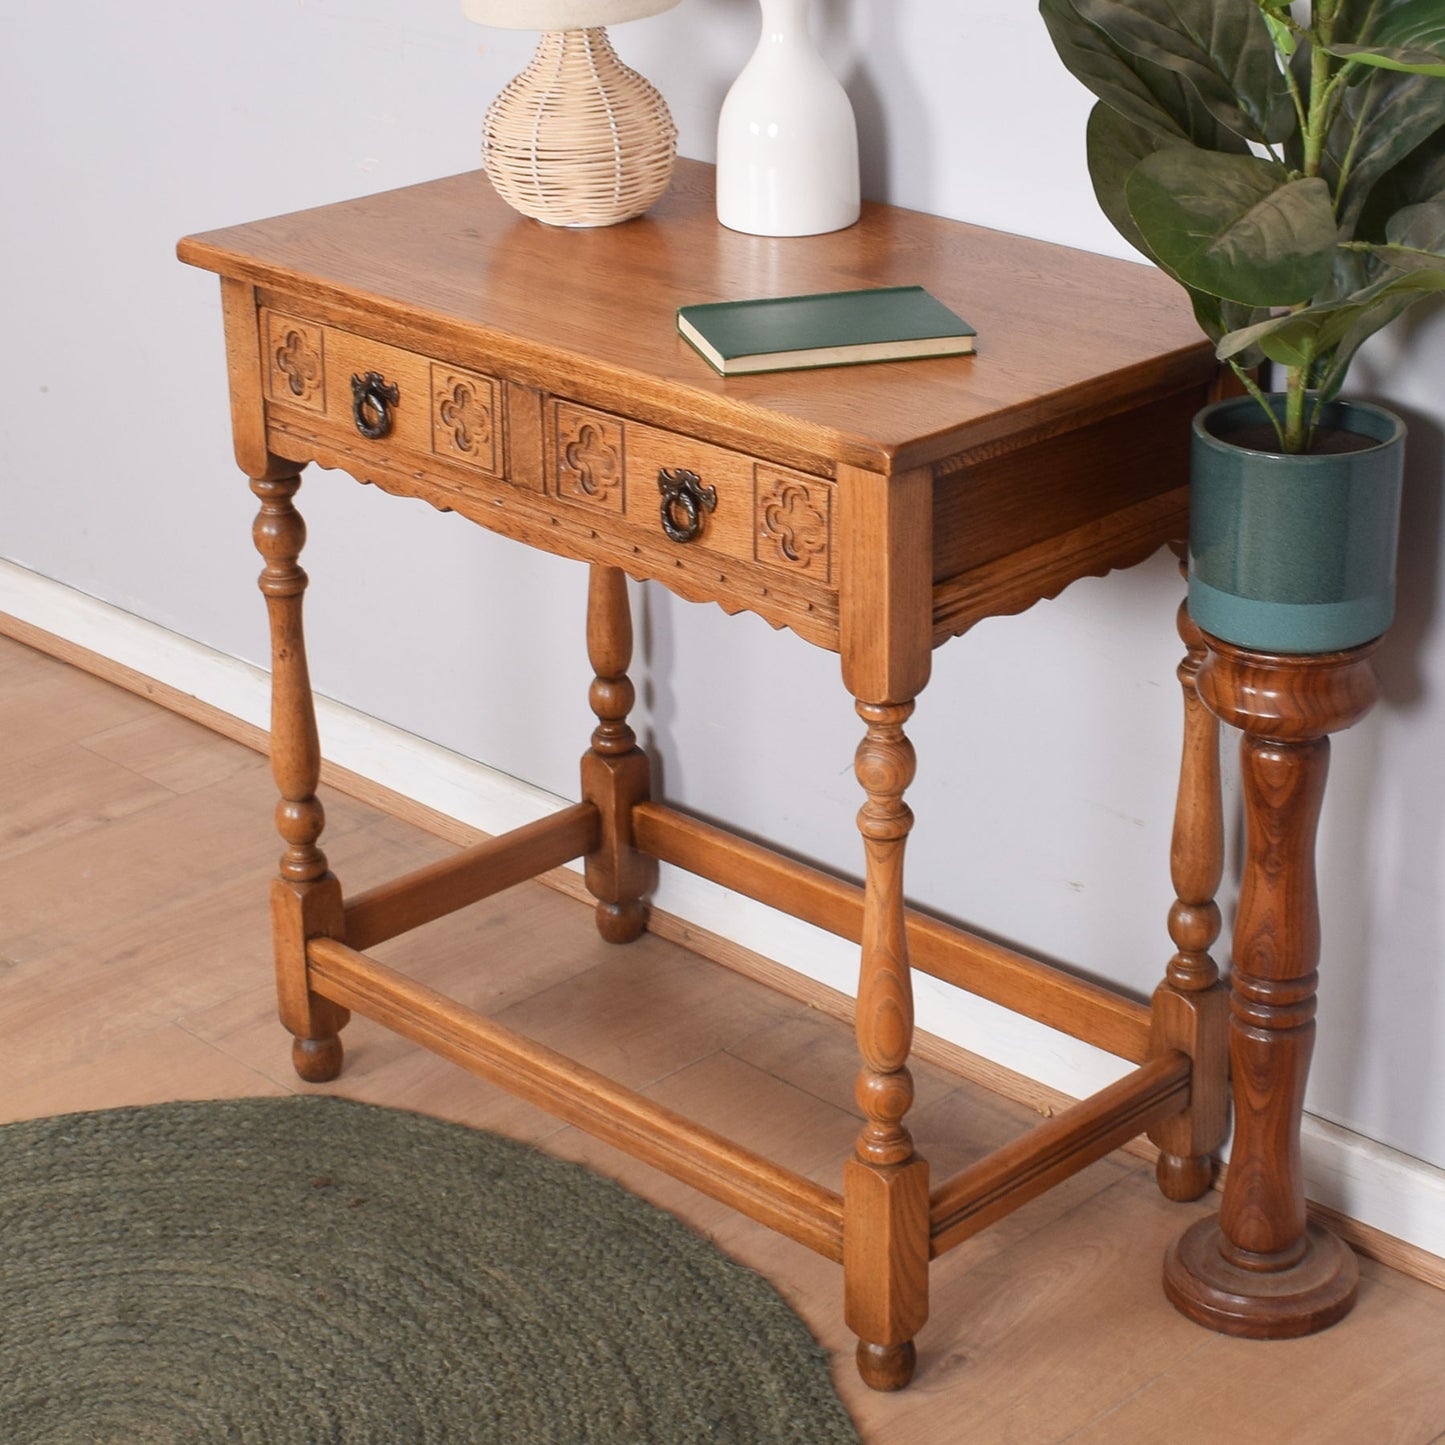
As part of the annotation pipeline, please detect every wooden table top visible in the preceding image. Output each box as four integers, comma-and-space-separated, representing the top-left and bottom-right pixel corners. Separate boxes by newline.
178, 160, 1213, 478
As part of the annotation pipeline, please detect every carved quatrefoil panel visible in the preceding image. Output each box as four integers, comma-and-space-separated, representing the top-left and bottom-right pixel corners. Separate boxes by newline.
265, 312, 326, 413
754, 468, 832, 581
555, 404, 625, 512
431, 365, 499, 474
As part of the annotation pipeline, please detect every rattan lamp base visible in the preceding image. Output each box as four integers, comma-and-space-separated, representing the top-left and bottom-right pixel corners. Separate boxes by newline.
482, 29, 677, 228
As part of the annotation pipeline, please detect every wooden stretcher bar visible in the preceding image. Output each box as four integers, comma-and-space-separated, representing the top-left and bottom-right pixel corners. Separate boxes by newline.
929, 1051, 1192, 1257
632, 800, 1152, 1063
342, 802, 599, 951
305, 935, 847, 1261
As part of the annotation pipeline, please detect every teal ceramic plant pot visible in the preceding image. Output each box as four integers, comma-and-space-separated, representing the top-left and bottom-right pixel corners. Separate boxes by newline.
1188, 395, 1405, 654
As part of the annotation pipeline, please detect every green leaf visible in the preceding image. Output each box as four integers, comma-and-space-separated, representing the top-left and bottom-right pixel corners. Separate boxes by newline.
1328, 0, 1445, 76
1386, 196, 1445, 253
1326, 66, 1445, 232
1216, 312, 1319, 370
1352, 199, 1445, 278
1084, 103, 1175, 258
1330, 44, 1445, 76
1126, 149, 1337, 305
1189, 289, 1270, 365
1260, 4, 1297, 59
1354, 121, 1445, 241
1041, 0, 1184, 140
1217, 267, 1445, 398
1311, 281, 1443, 400
1336, 0, 1445, 46
1085, 108, 1271, 364
1070, 0, 1294, 144
1039, 0, 1249, 148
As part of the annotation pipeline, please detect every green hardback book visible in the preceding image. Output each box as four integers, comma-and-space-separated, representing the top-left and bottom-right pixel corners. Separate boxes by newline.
676, 285, 976, 376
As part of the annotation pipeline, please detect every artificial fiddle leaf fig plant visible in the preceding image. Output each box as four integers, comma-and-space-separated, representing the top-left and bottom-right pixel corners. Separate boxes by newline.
1040, 0, 1445, 455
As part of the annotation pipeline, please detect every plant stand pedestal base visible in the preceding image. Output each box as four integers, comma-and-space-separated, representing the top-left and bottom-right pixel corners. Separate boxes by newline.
1166, 1217, 1358, 1338
1163, 633, 1378, 1340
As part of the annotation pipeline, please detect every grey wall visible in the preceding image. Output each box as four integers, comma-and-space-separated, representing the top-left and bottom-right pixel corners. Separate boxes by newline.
3, 1, 1442, 1171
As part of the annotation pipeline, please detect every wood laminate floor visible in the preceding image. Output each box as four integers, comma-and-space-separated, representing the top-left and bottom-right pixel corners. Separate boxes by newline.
2, 632, 1443, 1444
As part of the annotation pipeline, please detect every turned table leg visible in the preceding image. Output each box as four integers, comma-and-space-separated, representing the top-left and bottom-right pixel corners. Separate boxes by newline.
580, 563, 655, 943
251, 471, 349, 1082
836, 462, 933, 1390
1164, 635, 1379, 1337
1149, 600, 1229, 1201
844, 698, 930, 1393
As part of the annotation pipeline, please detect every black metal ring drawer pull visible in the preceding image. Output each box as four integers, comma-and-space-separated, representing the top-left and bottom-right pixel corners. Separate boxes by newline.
351, 371, 400, 439
658, 468, 717, 544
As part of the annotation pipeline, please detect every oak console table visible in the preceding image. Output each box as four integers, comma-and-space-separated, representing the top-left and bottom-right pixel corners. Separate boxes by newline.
179, 161, 1360, 1389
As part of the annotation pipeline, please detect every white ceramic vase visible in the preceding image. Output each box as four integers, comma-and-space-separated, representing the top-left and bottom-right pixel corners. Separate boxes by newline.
715, 0, 861, 237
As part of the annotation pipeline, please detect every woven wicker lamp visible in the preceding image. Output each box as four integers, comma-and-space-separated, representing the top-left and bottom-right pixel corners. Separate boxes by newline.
463, 0, 681, 228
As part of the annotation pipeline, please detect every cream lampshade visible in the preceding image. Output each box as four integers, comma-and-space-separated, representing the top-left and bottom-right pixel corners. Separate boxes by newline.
463, 0, 681, 228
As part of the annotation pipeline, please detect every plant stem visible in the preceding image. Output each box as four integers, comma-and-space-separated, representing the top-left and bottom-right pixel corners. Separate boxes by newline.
1279, 3, 1343, 453
1284, 365, 1309, 452
1229, 360, 1288, 451
1303, 43, 1332, 177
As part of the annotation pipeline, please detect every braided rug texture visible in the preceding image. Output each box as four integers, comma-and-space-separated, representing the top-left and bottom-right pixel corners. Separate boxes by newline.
0, 1095, 859, 1444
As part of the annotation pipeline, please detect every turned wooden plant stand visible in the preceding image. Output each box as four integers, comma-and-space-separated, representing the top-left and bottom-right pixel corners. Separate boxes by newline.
1163, 630, 1375, 1336
179, 163, 1367, 1389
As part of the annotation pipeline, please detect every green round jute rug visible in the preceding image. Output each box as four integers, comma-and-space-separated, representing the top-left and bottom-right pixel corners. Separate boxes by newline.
0, 1095, 860, 1444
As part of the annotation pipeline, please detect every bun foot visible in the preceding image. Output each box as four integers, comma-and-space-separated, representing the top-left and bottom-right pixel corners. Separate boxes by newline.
1156, 1151, 1216, 1202
292, 1034, 344, 1083
855, 1339, 916, 1392
595, 899, 647, 944
1164, 1217, 1358, 1338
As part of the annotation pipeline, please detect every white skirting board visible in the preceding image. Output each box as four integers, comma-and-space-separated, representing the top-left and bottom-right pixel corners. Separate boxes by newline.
3, 556, 1442, 1267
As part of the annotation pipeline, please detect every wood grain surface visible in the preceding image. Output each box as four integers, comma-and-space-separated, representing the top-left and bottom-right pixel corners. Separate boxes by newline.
178, 161, 1212, 477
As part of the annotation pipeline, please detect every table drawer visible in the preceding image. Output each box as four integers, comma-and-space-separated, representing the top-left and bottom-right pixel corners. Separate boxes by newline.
546, 398, 835, 586
253, 305, 839, 646
260, 307, 506, 479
